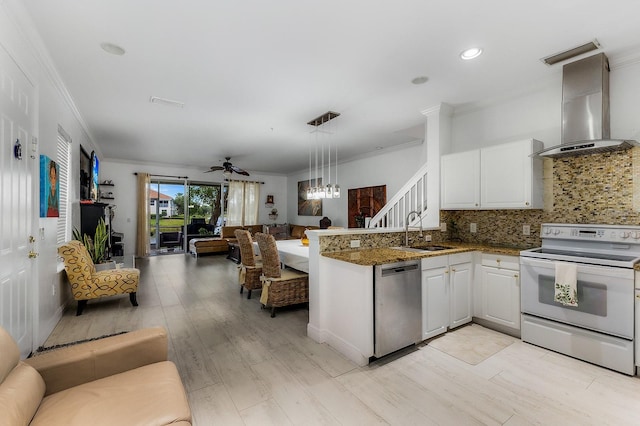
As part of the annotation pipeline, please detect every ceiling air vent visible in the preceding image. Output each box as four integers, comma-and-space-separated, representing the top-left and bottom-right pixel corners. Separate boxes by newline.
541, 39, 601, 66
149, 96, 185, 108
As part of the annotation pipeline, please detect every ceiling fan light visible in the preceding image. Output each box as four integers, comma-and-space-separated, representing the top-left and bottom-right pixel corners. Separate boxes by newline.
223, 169, 232, 178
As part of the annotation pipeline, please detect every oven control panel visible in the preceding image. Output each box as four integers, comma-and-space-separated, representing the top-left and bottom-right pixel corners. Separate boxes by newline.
541, 224, 640, 243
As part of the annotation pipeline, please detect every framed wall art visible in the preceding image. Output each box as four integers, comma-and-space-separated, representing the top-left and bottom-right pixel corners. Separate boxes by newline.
40, 155, 59, 217
297, 179, 322, 216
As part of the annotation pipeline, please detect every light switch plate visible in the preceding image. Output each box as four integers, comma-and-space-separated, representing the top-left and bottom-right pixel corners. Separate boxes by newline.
440, 222, 447, 232
425, 235, 432, 242
470, 223, 477, 233
523, 225, 531, 236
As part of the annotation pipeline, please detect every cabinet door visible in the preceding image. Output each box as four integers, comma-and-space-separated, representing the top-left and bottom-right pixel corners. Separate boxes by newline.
450, 261, 472, 329
480, 139, 542, 209
422, 266, 449, 340
441, 150, 480, 209
481, 266, 521, 329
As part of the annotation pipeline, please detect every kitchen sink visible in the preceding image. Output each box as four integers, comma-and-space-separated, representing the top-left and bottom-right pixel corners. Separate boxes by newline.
390, 245, 453, 253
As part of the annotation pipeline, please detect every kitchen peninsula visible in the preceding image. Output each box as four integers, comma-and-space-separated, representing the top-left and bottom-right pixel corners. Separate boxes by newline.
305, 228, 525, 366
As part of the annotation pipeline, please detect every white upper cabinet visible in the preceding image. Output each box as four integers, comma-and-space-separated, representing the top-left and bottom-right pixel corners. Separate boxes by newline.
441, 139, 543, 210
440, 149, 480, 209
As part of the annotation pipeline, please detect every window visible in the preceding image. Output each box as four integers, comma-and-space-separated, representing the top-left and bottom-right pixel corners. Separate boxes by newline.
56, 126, 71, 245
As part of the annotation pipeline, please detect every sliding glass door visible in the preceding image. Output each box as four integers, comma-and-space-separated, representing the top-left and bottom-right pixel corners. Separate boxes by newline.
149, 179, 187, 255
184, 182, 226, 247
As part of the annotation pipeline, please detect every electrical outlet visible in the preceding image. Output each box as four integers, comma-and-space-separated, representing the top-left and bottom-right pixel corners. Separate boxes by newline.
51, 284, 56, 296
523, 224, 531, 236
424, 234, 432, 242
470, 223, 477, 233
440, 222, 447, 232
350, 239, 361, 248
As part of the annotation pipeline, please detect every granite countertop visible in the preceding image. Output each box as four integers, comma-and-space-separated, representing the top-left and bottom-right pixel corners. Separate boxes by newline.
322, 242, 528, 266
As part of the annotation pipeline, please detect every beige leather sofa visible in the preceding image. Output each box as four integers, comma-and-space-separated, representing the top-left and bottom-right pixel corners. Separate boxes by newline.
0, 326, 191, 425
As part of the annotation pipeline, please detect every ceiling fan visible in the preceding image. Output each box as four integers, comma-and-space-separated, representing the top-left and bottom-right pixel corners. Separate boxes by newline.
204, 157, 250, 176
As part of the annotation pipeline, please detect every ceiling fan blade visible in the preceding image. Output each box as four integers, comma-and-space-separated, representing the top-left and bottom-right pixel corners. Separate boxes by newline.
231, 165, 250, 176
209, 166, 225, 171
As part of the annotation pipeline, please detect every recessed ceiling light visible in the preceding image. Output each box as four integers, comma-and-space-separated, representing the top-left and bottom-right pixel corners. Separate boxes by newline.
411, 76, 429, 85
460, 47, 483, 60
100, 42, 126, 56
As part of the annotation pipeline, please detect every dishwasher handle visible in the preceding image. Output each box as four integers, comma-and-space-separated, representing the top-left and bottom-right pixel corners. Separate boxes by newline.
379, 262, 420, 277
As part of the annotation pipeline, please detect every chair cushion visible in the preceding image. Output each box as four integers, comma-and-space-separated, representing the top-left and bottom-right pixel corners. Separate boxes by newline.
31, 361, 191, 426
270, 268, 308, 281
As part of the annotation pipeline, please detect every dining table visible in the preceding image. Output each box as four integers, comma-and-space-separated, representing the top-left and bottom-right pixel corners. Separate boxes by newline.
253, 239, 309, 273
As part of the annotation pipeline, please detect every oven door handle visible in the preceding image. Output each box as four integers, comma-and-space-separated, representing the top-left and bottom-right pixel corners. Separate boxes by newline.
520, 256, 635, 280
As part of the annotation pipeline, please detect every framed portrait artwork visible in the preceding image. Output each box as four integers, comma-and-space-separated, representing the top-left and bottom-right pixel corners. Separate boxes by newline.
40, 155, 60, 217
298, 179, 322, 216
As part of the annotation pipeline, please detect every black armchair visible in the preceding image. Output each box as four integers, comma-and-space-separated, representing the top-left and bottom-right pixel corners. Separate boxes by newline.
159, 231, 183, 248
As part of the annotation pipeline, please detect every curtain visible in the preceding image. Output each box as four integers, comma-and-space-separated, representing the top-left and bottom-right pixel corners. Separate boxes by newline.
227, 180, 260, 226
227, 181, 244, 226
136, 173, 150, 257
244, 181, 260, 225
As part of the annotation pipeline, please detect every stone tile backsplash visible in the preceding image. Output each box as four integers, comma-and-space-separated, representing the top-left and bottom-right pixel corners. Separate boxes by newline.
320, 147, 640, 252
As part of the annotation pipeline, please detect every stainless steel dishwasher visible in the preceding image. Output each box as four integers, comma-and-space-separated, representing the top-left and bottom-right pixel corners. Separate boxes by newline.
373, 260, 422, 358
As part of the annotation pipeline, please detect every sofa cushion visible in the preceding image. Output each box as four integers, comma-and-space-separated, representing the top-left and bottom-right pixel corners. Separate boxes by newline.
244, 225, 263, 235
31, 361, 191, 426
0, 326, 19, 383
221, 226, 243, 239
290, 225, 307, 239
0, 362, 46, 426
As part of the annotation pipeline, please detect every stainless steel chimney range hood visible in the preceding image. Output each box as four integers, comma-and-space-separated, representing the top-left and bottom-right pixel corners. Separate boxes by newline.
534, 52, 639, 158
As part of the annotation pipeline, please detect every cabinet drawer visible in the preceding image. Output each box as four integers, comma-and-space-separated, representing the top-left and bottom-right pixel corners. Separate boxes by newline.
421, 255, 448, 270
449, 252, 475, 265
481, 254, 519, 270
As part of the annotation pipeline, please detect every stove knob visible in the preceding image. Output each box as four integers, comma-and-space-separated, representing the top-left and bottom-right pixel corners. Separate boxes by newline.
553, 229, 561, 235
633, 231, 640, 240
620, 231, 631, 239
544, 228, 552, 235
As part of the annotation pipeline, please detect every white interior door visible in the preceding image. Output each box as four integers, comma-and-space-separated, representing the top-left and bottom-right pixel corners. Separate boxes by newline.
0, 46, 36, 357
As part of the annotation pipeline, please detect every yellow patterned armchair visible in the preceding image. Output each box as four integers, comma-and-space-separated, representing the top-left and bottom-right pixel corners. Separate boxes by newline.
58, 240, 140, 316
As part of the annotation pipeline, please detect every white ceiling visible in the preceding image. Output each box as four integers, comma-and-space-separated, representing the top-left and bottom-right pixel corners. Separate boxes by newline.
22, 0, 640, 175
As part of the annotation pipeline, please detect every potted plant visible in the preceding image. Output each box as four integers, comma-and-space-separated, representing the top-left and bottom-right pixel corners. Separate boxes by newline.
73, 217, 112, 269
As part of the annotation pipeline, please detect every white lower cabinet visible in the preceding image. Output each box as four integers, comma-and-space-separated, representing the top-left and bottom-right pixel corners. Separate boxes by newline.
478, 254, 521, 330
422, 253, 474, 340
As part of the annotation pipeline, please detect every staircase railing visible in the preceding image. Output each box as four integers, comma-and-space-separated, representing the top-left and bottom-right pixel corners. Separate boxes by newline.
368, 161, 429, 229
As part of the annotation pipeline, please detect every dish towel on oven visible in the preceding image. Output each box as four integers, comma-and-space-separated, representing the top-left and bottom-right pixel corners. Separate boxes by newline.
554, 261, 578, 307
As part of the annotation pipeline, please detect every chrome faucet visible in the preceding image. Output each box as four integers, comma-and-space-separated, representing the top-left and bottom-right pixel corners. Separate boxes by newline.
405, 210, 423, 247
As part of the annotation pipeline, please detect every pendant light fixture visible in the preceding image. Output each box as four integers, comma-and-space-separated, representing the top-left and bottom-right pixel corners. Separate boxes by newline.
306, 111, 341, 199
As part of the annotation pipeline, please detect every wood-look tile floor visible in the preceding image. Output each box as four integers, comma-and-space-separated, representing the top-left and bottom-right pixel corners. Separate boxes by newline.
46, 254, 640, 425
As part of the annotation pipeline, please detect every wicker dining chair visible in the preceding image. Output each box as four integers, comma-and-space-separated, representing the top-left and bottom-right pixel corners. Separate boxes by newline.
234, 229, 263, 299
254, 232, 309, 317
